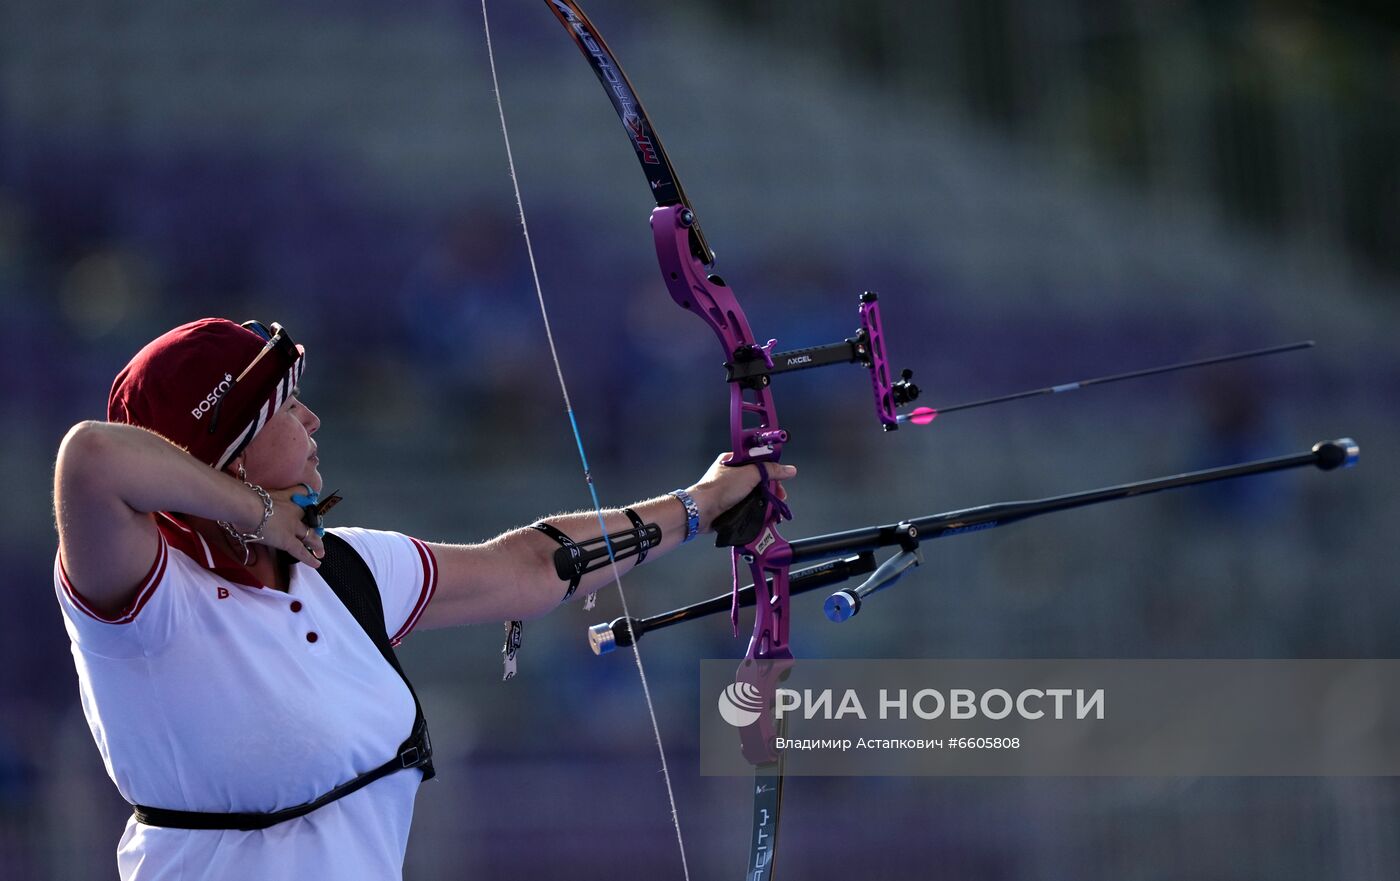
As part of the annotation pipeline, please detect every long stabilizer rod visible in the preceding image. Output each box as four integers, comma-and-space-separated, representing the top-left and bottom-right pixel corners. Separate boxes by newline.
798, 436, 1355, 566
586, 438, 1357, 648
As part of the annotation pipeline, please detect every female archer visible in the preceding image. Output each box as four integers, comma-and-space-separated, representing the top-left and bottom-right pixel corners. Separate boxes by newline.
52, 317, 794, 880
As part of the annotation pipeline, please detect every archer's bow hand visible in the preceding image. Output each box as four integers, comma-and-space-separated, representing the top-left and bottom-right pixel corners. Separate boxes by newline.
689, 454, 797, 539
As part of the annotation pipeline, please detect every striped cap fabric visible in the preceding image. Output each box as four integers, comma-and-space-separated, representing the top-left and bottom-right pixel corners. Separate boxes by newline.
108, 318, 305, 470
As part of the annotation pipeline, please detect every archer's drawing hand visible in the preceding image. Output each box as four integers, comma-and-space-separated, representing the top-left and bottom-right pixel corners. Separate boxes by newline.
247, 488, 326, 568
688, 454, 796, 534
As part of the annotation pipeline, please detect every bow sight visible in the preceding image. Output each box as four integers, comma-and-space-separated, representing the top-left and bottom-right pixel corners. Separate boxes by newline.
723, 291, 921, 432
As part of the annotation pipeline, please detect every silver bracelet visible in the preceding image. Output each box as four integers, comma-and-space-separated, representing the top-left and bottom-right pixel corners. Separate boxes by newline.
218, 479, 274, 565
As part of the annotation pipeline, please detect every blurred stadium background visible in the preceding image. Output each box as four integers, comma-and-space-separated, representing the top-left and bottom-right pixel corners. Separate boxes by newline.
1, 0, 1396, 878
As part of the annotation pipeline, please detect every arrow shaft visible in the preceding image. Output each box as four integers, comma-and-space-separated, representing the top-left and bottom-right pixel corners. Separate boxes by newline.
903, 340, 1314, 422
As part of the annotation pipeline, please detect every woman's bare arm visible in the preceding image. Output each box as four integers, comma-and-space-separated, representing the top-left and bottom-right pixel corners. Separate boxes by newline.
417, 456, 795, 629
53, 421, 319, 616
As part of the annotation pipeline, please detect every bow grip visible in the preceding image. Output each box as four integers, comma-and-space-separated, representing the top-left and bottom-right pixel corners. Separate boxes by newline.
713, 484, 770, 548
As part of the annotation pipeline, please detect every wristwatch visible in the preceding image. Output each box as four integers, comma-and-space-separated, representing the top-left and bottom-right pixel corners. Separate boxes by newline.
670, 489, 701, 543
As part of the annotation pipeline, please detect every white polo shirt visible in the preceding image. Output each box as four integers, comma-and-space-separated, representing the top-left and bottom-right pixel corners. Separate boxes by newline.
54, 516, 439, 881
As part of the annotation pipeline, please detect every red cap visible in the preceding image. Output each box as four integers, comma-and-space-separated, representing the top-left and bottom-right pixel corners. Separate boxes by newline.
108, 319, 306, 470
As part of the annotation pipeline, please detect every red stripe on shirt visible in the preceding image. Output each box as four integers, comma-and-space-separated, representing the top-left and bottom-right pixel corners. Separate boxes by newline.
391, 538, 438, 646
59, 535, 168, 625
155, 512, 261, 588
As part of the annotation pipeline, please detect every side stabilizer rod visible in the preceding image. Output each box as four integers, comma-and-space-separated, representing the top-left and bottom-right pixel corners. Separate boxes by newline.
587, 552, 877, 654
